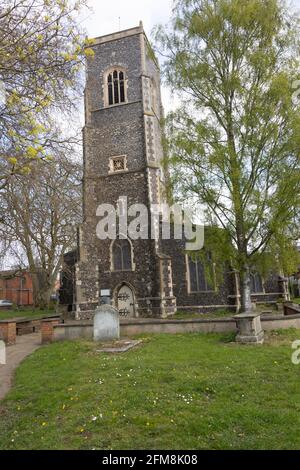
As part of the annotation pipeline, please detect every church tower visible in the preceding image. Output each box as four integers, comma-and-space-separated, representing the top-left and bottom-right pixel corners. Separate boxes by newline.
75, 22, 177, 318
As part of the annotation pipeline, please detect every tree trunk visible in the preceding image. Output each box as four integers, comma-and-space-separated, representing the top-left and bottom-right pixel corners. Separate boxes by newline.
240, 266, 252, 312
31, 270, 52, 309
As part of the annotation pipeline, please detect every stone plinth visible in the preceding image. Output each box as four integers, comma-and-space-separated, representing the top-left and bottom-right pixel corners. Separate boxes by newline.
234, 312, 264, 344
93, 305, 120, 341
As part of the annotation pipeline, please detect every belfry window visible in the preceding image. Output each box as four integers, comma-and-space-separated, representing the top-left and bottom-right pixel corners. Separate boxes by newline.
107, 70, 126, 106
112, 238, 132, 271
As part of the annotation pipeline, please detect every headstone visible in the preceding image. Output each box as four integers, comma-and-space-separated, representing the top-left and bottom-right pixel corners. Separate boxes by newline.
93, 305, 120, 341
234, 312, 264, 344
0, 340, 6, 365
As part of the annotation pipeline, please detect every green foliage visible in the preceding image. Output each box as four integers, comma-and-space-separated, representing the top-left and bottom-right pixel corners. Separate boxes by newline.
155, 0, 300, 279
0, 308, 54, 321
0, 0, 90, 186
187, 225, 235, 287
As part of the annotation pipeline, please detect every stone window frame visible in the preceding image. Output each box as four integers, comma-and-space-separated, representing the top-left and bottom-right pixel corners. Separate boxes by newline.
250, 272, 265, 294
186, 254, 217, 294
110, 236, 136, 272
108, 155, 128, 174
103, 66, 128, 108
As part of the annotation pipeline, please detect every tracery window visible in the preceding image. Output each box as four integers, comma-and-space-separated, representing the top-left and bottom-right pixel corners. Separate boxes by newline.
107, 69, 126, 106
188, 256, 214, 292
250, 272, 264, 293
112, 238, 132, 271
109, 155, 127, 173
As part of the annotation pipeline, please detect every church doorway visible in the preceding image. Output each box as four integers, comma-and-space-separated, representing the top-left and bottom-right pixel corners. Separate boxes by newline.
117, 284, 135, 318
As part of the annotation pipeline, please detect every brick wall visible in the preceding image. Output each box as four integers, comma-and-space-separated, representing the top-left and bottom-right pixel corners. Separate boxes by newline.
0, 271, 33, 305
41, 319, 60, 344
0, 321, 16, 345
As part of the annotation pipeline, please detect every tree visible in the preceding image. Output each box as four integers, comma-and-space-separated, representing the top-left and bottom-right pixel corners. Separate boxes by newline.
155, 0, 300, 311
0, 0, 93, 188
0, 154, 81, 307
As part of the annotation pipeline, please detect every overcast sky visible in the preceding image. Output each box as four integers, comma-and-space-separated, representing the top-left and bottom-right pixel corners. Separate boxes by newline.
80, 0, 300, 112
82, 0, 300, 39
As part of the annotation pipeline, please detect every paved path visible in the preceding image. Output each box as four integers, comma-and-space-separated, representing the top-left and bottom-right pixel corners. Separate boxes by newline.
0, 333, 41, 401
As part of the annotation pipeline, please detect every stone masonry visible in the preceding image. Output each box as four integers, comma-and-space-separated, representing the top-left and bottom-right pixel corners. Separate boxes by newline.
60, 23, 285, 319
75, 23, 176, 318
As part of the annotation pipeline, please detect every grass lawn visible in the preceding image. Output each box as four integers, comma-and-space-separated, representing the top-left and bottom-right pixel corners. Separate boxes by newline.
174, 309, 234, 319
0, 308, 55, 321
1, 331, 300, 450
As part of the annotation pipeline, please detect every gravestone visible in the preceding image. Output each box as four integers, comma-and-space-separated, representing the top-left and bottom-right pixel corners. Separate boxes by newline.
0, 340, 5, 365
234, 312, 264, 344
93, 305, 120, 341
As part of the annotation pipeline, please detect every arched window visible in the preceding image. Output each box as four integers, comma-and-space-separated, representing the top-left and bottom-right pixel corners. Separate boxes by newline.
112, 238, 132, 271
107, 69, 126, 106
250, 272, 263, 293
188, 256, 214, 292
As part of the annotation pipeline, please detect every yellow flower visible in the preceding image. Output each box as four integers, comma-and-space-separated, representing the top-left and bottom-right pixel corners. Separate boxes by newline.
8, 157, 17, 165
26, 146, 39, 159
84, 48, 95, 58
20, 167, 31, 175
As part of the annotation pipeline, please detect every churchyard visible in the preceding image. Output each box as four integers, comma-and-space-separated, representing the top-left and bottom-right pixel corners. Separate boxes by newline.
1, 0, 300, 456
0, 330, 300, 450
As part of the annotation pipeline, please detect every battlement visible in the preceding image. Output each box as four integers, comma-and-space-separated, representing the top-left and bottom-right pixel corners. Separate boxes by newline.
92, 21, 144, 46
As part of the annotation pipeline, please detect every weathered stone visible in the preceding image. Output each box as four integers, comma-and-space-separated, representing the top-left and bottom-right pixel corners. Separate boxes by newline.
58, 23, 285, 319
234, 312, 264, 344
283, 302, 300, 316
93, 305, 120, 341
96, 339, 142, 353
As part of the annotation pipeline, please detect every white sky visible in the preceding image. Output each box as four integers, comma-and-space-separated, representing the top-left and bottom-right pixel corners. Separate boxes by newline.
79, 0, 175, 111
80, 0, 300, 112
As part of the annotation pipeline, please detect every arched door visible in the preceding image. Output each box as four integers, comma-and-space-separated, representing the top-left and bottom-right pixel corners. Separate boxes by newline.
117, 284, 135, 317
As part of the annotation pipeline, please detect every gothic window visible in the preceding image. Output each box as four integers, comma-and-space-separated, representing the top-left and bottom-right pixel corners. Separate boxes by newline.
250, 272, 263, 293
188, 256, 214, 292
112, 238, 132, 271
107, 69, 126, 106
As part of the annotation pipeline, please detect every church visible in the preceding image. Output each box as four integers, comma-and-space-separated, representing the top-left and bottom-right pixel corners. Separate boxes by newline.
59, 23, 284, 319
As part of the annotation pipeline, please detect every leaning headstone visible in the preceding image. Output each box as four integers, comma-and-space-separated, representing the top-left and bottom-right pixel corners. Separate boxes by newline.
93, 305, 120, 341
234, 312, 264, 344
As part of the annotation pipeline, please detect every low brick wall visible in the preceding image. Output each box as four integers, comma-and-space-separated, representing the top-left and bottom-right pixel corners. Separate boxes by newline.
41, 319, 61, 344
47, 314, 300, 343
0, 320, 16, 345
14, 315, 60, 337
16, 319, 41, 335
